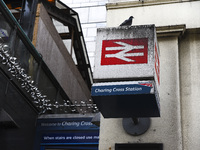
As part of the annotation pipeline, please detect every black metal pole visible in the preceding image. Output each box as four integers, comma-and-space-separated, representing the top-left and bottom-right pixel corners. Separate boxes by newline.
132, 117, 139, 125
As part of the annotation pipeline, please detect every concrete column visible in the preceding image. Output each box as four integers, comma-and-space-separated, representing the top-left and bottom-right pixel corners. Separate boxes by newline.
180, 29, 200, 150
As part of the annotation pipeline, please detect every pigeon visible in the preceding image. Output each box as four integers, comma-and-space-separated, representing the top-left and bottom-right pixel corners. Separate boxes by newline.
120, 16, 134, 26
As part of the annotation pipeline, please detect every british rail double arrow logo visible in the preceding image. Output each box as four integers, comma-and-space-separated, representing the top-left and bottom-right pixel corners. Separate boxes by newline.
101, 38, 148, 65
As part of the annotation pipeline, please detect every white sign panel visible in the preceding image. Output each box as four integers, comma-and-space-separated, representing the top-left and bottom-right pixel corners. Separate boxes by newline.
93, 25, 160, 84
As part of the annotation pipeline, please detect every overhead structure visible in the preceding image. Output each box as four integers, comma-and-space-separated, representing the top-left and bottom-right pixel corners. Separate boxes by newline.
0, 0, 96, 115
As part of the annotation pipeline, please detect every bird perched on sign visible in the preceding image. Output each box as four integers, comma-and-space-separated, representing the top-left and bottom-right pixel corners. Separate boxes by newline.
119, 16, 134, 26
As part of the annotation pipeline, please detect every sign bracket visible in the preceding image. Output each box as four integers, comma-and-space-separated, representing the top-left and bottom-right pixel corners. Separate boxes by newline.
122, 117, 150, 136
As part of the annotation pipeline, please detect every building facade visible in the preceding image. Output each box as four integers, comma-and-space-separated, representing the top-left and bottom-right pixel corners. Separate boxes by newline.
97, 0, 200, 150
60, 0, 108, 70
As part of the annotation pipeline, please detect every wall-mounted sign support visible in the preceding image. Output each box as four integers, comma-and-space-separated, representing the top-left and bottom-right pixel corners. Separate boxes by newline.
122, 118, 150, 136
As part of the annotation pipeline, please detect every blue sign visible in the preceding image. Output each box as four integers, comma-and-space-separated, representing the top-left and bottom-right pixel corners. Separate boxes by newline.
91, 81, 160, 118
37, 117, 98, 131
42, 132, 99, 144
34, 117, 99, 150
91, 83, 152, 96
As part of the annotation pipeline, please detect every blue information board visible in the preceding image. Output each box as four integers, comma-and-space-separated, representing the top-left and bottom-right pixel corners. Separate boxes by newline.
34, 117, 99, 150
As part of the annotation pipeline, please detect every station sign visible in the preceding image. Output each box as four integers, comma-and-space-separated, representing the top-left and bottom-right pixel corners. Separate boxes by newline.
93, 25, 160, 87
92, 25, 160, 118
91, 81, 160, 118
91, 81, 153, 96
